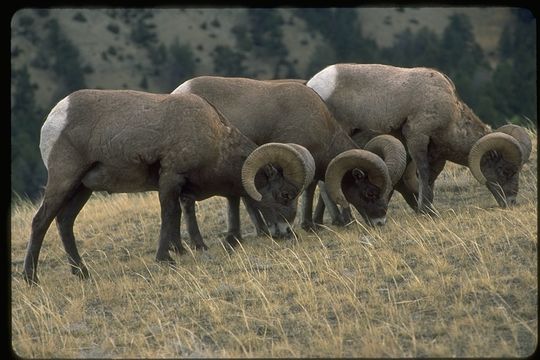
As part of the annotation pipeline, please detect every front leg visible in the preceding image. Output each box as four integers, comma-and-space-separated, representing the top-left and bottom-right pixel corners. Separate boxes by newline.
319, 181, 348, 226
225, 196, 242, 247
394, 178, 419, 212
313, 191, 326, 224
157, 172, 186, 263
241, 197, 268, 236
180, 196, 209, 250
405, 133, 437, 215
300, 181, 318, 230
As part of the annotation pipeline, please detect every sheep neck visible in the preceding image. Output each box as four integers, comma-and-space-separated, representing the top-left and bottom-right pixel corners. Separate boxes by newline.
324, 128, 358, 165
442, 101, 491, 166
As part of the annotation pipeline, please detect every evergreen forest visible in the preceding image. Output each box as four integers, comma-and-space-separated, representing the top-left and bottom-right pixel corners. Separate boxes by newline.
11, 8, 536, 199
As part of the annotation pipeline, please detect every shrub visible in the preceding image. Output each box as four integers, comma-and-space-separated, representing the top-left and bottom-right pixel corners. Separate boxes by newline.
107, 23, 120, 34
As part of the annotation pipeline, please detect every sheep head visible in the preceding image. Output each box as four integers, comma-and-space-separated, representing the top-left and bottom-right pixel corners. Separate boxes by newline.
468, 125, 531, 207
324, 135, 407, 226
241, 143, 315, 237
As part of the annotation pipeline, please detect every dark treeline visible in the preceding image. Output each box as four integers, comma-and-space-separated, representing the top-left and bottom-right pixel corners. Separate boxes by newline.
11, 8, 536, 200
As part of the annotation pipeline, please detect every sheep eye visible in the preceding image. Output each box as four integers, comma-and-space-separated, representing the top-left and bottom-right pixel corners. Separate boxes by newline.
281, 192, 292, 200
503, 170, 515, 178
365, 190, 377, 200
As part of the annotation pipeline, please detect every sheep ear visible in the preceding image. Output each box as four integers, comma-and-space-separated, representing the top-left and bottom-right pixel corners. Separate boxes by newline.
488, 150, 500, 161
352, 168, 366, 181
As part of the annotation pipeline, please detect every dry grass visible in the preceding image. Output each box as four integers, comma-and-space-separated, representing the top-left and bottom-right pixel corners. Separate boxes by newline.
11, 131, 537, 357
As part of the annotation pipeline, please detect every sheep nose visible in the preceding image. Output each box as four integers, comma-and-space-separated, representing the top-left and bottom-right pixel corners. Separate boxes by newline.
277, 222, 293, 237
371, 217, 387, 226
507, 196, 517, 206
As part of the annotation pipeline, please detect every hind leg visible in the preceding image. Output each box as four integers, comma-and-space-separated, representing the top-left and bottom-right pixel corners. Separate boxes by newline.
180, 196, 208, 250
23, 161, 90, 284
156, 171, 186, 263
55, 185, 93, 279
169, 200, 185, 255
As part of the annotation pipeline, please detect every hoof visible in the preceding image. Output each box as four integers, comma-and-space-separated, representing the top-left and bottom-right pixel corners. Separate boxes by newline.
301, 221, 320, 232
331, 217, 347, 227
71, 264, 90, 279
195, 243, 209, 251
255, 228, 269, 237
23, 270, 38, 285
225, 234, 242, 247
170, 244, 187, 255
156, 253, 176, 264
417, 205, 439, 218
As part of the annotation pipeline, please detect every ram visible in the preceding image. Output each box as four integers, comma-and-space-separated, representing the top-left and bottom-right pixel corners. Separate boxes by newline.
307, 64, 531, 214
23, 89, 315, 284
173, 76, 407, 245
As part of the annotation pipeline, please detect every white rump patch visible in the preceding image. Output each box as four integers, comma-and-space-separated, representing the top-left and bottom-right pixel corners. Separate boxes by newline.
40, 96, 70, 169
306, 65, 338, 101
171, 81, 190, 94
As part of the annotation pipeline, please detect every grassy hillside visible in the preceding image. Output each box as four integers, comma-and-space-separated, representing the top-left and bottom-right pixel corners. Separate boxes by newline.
10, 130, 537, 357
11, 7, 513, 110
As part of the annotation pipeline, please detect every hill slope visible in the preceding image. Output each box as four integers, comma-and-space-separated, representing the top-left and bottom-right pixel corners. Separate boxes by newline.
11, 7, 513, 110
11, 131, 537, 357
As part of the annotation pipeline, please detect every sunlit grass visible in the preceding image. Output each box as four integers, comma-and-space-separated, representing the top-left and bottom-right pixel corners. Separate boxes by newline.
11, 131, 537, 357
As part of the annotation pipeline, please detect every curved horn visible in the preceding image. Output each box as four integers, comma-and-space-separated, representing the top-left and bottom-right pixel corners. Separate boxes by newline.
496, 124, 532, 163
364, 135, 407, 185
241, 143, 315, 201
325, 149, 391, 208
284, 143, 316, 189
468, 133, 523, 184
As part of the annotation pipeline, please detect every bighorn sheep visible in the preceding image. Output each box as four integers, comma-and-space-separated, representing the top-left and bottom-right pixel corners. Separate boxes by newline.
172, 76, 407, 243
23, 89, 315, 284
307, 64, 532, 214
315, 130, 419, 224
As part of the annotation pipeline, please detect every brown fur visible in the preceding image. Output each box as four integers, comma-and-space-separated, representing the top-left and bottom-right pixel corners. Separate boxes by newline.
22, 90, 304, 284
307, 64, 494, 214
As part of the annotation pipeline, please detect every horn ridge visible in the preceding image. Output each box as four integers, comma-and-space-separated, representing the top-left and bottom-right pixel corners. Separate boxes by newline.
468, 132, 523, 185
325, 149, 391, 208
241, 143, 315, 201
364, 135, 407, 185
496, 124, 532, 163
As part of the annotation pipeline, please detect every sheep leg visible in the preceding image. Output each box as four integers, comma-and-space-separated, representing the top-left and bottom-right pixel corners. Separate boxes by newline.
300, 181, 318, 231
55, 184, 93, 279
318, 181, 347, 226
23, 165, 88, 284
156, 172, 186, 263
169, 201, 184, 255
313, 192, 326, 224
242, 197, 268, 236
340, 206, 353, 224
394, 179, 419, 212
405, 134, 437, 216
428, 159, 446, 196
180, 197, 208, 250
225, 196, 242, 247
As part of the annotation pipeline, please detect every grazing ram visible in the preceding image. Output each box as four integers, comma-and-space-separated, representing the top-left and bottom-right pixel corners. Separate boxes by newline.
307, 64, 532, 214
315, 130, 420, 224
23, 89, 316, 284
172, 76, 407, 245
